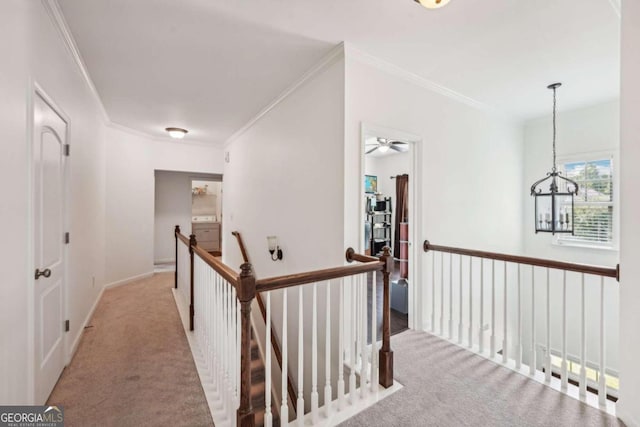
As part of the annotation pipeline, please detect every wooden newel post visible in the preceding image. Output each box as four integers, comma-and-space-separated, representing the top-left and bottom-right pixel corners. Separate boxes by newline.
174, 225, 180, 289
237, 263, 256, 427
189, 234, 197, 331
379, 246, 394, 388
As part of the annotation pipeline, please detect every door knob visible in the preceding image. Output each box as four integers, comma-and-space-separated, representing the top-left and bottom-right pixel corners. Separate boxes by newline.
35, 268, 51, 280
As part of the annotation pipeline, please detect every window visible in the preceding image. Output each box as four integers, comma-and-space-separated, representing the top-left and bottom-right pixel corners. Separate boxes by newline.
550, 354, 619, 393
556, 156, 615, 248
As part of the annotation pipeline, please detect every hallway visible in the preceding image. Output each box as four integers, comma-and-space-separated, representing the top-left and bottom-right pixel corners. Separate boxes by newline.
47, 273, 213, 427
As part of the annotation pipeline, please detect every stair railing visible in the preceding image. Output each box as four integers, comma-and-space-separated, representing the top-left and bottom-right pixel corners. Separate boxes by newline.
232, 231, 298, 416
175, 226, 395, 426
423, 239, 619, 407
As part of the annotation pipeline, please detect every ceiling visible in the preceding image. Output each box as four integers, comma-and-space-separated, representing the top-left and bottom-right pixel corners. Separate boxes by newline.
58, 0, 620, 144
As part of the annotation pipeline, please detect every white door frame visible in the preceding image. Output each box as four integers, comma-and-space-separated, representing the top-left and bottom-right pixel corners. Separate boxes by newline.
358, 122, 424, 330
27, 81, 70, 403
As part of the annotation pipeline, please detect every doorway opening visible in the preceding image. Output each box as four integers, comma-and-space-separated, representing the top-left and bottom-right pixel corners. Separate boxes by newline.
153, 171, 222, 273
361, 124, 422, 336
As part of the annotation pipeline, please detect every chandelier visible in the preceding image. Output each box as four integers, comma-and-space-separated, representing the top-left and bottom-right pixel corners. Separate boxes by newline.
530, 83, 579, 235
414, 0, 451, 9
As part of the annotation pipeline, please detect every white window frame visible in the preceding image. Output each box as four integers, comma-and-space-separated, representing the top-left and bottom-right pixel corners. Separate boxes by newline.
553, 150, 619, 251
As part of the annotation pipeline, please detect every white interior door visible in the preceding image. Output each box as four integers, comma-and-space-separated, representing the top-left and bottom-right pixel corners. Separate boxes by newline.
33, 91, 68, 404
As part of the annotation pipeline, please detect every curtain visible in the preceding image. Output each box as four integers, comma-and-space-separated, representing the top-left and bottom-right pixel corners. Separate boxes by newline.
394, 174, 409, 257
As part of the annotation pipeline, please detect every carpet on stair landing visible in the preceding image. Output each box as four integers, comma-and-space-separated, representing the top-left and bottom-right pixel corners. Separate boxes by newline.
47, 272, 214, 427
339, 330, 624, 427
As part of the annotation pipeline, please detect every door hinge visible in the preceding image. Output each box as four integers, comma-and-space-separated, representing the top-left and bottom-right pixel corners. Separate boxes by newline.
64, 320, 70, 332
63, 144, 70, 156
64, 232, 70, 244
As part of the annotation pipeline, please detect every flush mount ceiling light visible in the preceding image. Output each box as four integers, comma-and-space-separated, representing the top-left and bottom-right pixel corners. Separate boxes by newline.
530, 83, 579, 235
165, 127, 188, 139
414, 0, 451, 9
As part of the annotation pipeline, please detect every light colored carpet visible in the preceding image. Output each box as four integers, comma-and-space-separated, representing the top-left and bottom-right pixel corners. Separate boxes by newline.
340, 330, 624, 427
47, 273, 214, 427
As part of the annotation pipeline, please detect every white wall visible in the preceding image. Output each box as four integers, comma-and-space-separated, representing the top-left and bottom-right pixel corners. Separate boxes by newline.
619, 0, 640, 424
222, 54, 345, 411
0, 1, 106, 404
345, 52, 524, 332
105, 128, 224, 285
345, 54, 524, 256
153, 171, 192, 263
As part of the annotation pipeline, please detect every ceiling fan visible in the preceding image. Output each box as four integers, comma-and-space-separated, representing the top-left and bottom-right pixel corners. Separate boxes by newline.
365, 137, 409, 154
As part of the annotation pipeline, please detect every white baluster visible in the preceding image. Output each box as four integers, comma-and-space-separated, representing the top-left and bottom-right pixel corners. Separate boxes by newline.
449, 253, 453, 339
516, 264, 522, 370
561, 270, 568, 390
490, 260, 496, 358
502, 262, 508, 364
598, 276, 607, 406
265, 291, 272, 427
325, 280, 333, 417
338, 278, 345, 410
468, 256, 473, 349
458, 255, 463, 344
297, 287, 304, 426
311, 282, 319, 423
479, 259, 484, 354
545, 268, 551, 383
349, 276, 356, 404
579, 273, 587, 398
222, 280, 228, 412
236, 296, 241, 407
281, 289, 289, 424
440, 252, 444, 335
431, 252, 436, 333
360, 273, 368, 400
371, 271, 378, 393
530, 266, 536, 376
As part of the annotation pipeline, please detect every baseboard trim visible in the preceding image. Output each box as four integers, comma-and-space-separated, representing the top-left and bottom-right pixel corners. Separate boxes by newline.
67, 286, 104, 365
617, 402, 639, 427
104, 272, 154, 290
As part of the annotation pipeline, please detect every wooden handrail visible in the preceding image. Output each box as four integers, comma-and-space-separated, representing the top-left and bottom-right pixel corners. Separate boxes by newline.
255, 261, 383, 293
232, 231, 250, 264
192, 245, 240, 286
177, 230, 240, 286
423, 240, 619, 281
177, 231, 190, 246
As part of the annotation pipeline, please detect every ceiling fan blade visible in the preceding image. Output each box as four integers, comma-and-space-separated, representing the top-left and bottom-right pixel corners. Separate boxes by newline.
389, 144, 408, 152
390, 140, 408, 146
365, 146, 379, 154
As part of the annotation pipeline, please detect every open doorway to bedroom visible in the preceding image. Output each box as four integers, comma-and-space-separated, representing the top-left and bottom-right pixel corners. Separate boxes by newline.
362, 126, 420, 335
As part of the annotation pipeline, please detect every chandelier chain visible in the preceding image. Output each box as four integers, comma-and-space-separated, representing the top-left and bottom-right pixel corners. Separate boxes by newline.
552, 86, 557, 173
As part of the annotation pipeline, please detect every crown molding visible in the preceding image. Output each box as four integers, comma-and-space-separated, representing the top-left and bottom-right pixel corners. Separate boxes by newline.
41, 0, 221, 148
223, 42, 346, 148
344, 43, 512, 121
41, 0, 110, 123
606, 0, 621, 18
